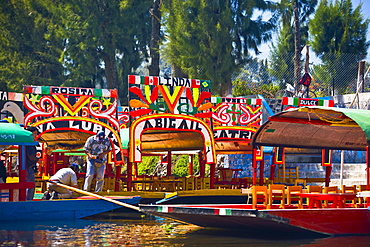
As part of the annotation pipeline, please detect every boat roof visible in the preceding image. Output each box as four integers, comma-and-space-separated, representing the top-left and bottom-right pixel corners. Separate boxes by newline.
251, 106, 370, 151
0, 122, 38, 146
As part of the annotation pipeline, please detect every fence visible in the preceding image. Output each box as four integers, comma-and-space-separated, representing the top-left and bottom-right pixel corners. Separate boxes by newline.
233, 50, 370, 98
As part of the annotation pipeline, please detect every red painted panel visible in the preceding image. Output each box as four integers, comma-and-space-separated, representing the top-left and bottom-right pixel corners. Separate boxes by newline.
268, 209, 370, 235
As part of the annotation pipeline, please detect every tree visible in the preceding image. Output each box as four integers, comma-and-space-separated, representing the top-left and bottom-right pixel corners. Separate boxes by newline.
162, 0, 277, 96
0, 0, 154, 104
0, 0, 65, 92
148, 0, 162, 76
269, 0, 318, 90
309, 0, 369, 94
46, 0, 152, 104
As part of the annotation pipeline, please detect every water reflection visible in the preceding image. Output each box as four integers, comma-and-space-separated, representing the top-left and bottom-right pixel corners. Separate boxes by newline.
0, 211, 369, 247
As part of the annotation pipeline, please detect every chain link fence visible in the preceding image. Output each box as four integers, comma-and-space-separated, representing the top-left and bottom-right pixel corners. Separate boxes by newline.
233, 50, 370, 98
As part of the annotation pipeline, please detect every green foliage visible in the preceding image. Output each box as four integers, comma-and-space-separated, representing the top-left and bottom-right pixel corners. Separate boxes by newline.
171, 155, 190, 177
162, 0, 277, 96
138, 156, 160, 175
137, 154, 199, 177
232, 78, 279, 98
269, 0, 318, 87
0, 0, 152, 104
0, 0, 65, 91
309, 0, 369, 94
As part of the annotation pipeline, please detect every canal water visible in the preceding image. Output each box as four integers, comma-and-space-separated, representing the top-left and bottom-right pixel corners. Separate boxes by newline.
1, 210, 369, 246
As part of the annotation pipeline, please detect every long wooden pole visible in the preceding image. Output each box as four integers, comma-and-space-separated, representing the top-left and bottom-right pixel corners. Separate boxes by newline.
49, 181, 191, 224
47, 181, 140, 211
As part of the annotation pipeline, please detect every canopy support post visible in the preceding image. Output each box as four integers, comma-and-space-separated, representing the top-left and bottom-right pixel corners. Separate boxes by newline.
259, 159, 265, 186
127, 162, 132, 192
367, 146, 370, 190
322, 149, 332, 187
325, 167, 332, 187
167, 151, 172, 176
252, 148, 257, 185
115, 165, 121, 192
210, 162, 215, 189
199, 151, 206, 178
18, 146, 27, 201
189, 154, 194, 176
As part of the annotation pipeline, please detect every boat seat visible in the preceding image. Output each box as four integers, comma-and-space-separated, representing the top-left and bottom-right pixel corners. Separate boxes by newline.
286, 186, 303, 208
268, 184, 285, 209
306, 185, 322, 206
341, 185, 357, 207
252, 186, 268, 209
0, 190, 10, 202
358, 185, 370, 207
294, 178, 306, 188
176, 177, 185, 191
202, 177, 211, 190
185, 176, 195, 191
323, 186, 339, 207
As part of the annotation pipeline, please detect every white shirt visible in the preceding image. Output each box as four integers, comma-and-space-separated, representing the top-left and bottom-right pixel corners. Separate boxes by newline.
50, 168, 78, 186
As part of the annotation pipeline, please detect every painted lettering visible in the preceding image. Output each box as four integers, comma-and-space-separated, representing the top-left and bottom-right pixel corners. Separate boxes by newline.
141, 118, 205, 132
0, 91, 8, 101
214, 129, 253, 140
299, 99, 318, 106
155, 118, 163, 128
178, 119, 189, 129
51, 87, 94, 96
143, 120, 154, 129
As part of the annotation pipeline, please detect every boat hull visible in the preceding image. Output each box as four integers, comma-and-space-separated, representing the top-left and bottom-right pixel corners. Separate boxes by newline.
139, 204, 370, 236
1, 196, 140, 221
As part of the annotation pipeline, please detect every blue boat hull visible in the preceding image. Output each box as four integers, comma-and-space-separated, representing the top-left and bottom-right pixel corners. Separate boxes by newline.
0, 196, 140, 221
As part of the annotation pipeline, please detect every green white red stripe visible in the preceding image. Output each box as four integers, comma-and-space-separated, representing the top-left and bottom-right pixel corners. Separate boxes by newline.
282, 97, 334, 107
211, 97, 262, 105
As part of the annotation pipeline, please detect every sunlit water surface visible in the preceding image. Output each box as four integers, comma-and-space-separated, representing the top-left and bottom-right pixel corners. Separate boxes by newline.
0, 210, 369, 246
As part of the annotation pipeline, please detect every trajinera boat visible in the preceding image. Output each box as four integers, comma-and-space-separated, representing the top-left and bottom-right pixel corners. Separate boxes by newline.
0, 122, 140, 221
140, 107, 370, 236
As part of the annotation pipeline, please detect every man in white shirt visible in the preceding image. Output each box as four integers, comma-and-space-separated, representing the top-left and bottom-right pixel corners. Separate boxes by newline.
83, 131, 112, 192
43, 163, 80, 200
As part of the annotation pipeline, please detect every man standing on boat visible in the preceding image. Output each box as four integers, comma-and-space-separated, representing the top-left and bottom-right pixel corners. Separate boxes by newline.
44, 163, 80, 200
25, 126, 40, 200
83, 131, 112, 192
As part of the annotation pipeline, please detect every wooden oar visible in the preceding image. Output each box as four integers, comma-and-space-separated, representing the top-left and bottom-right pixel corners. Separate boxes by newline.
47, 180, 140, 211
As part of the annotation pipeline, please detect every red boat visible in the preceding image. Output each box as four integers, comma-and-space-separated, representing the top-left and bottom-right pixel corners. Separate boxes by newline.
139, 203, 370, 236
141, 107, 370, 236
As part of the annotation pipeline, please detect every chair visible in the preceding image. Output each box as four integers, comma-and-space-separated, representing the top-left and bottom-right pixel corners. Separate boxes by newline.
215, 169, 234, 189
341, 185, 357, 207
323, 186, 339, 207
294, 178, 307, 188
102, 177, 115, 191
307, 185, 322, 193
194, 176, 202, 190
323, 186, 338, 193
268, 184, 285, 209
151, 176, 160, 192
202, 177, 211, 190
277, 165, 299, 184
239, 178, 250, 188
175, 177, 185, 191
185, 176, 195, 190
252, 186, 268, 209
358, 185, 370, 207
0, 189, 10, 202
286, 186, 303, 208
306, 185, 322, 206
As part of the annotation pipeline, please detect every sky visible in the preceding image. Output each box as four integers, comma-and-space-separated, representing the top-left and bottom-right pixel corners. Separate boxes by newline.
258, 0, 370, 61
